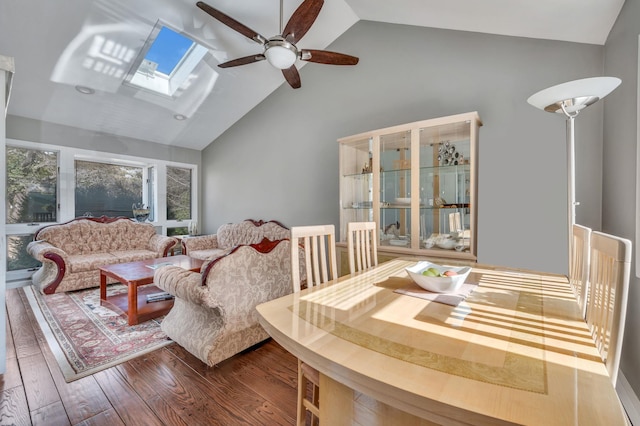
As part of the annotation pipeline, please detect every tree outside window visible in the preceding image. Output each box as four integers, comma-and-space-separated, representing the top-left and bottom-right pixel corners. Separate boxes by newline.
6, 147, 58, 271
167, 166, 191, 220
75, 160, 143, 218
6, 147, 57, 224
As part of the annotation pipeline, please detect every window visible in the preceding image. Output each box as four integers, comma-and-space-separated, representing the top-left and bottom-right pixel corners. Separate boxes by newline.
5, 146, 58, 281
6, 146, 58, 224
75, 160, 143, 218
166, 166, 192, 220
5, 139, 197, 287
7, 235, 41, 272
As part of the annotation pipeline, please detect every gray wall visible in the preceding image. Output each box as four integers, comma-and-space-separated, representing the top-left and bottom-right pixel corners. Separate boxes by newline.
603, 0, 640, 399
7, 115, 201, 165
202, 21, 604, 277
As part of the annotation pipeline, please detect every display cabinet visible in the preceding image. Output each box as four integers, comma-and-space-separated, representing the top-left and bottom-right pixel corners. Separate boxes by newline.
338, 112, 481, 270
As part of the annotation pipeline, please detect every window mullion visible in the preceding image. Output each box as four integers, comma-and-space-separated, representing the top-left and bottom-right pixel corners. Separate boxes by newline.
155, 163, 167, 224
59, 152, 75, 222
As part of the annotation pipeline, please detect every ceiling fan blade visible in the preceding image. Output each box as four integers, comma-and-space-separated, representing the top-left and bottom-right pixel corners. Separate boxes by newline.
196, 1, 267, 45
300, 49, 359, 65
218, 54, 266, 68
282, 0, 324, 44
282, 66, 302, 89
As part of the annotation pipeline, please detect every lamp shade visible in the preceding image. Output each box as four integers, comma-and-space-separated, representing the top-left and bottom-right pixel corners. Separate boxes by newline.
527, 77, 621, 115
265, 44, 297, 69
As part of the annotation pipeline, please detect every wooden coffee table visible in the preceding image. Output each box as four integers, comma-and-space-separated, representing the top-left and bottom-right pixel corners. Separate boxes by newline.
99, 255, 204, 326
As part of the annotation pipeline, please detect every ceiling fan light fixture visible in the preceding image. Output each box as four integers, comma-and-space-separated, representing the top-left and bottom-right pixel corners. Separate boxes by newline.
264, 38, 297, 69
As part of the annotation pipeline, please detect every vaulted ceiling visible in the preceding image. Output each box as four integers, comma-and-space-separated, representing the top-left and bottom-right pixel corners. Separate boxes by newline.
0, 0, 625, 150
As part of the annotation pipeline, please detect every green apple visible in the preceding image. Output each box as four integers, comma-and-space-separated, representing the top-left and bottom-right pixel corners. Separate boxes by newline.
422, 267, 439, 277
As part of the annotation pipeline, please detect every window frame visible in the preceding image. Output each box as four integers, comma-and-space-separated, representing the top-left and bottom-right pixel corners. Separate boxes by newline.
5, 138, 198, 286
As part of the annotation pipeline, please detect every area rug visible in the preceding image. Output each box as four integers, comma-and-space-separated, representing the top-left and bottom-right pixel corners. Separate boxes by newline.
24, 284, 172, 382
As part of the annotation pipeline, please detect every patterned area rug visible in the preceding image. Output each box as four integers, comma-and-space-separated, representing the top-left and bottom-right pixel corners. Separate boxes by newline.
24, 284, 172, 382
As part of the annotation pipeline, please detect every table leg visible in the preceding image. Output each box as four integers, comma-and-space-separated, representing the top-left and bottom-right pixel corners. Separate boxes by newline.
100, 272, 107, 304
128, 283, 138, 326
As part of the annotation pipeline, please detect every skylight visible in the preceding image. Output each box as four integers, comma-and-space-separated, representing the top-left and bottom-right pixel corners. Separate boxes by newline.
146, 27, 193, 75
124, 22, 208, 97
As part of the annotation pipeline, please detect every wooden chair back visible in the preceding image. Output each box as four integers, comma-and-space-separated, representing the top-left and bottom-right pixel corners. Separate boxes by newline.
586, 231, 632, 387
570, 224, 591, 318
291, 224, 338, 293
290, 225, 337, 425
347, 221, 378, 274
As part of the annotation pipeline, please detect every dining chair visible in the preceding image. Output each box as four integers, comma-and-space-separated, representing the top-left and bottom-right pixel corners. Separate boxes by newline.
291, 224, 338, 293
347, 221, 378, 274
290, 224, 338, 426
570, 224, 591, 318
586, 230, 632, 387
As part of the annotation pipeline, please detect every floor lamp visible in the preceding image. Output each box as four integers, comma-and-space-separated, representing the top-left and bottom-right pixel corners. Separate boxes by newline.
527, 76, 621, 273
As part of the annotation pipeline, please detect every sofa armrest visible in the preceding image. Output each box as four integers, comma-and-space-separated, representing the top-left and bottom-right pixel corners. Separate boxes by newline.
154, 266, 205, 305
27, 240, 70, 294
27, 240, 67, 262
148, 234, 178, 257
200, 239, 292, 330
182, 234, 219, 254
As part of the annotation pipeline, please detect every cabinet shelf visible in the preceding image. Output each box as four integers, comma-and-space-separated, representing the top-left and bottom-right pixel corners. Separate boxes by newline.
338, 112, 481, 270
342, 171, 373, 179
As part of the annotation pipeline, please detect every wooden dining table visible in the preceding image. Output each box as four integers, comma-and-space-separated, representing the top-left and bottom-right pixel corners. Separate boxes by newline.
256, 258, 629, 425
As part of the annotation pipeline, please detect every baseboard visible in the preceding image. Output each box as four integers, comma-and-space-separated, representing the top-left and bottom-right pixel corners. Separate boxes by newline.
618, 371, 640, 425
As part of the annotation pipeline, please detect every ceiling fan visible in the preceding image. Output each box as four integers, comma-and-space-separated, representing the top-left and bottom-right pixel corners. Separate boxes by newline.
196, 0, 359, 89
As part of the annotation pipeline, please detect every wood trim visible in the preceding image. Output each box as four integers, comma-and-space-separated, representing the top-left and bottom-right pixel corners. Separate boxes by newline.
41, 252, 66, 294
162, 242, 176, 257
244, 218, 289, 229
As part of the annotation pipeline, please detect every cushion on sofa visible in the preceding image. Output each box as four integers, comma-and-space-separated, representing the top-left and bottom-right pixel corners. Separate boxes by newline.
36, 220, 86, 255
110, 249, 160, 264
68, 253, 118, 273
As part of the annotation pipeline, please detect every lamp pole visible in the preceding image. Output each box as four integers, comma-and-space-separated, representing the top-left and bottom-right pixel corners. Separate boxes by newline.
565, 110, 576, 253
527, 77, 621, 275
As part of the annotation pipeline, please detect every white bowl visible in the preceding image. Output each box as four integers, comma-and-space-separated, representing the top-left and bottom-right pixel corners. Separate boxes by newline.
405, 261, 472, 293
436, 238, 457, 250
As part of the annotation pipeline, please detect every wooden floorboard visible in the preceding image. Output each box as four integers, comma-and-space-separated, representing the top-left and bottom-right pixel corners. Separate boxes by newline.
17, 288, 111, 425
31, 401, 70, 426
0, 288, 300, 425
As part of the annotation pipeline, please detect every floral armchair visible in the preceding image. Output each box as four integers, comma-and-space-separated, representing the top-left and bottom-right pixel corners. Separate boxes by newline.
153, 237, 293, 366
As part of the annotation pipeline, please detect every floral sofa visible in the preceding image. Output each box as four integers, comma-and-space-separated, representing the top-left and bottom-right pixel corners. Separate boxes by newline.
27, 216, 177, 294
154, 237, 293, 366
182, 219, 291, 260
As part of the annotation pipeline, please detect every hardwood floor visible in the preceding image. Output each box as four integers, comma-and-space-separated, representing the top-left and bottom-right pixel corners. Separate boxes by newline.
0, 288, 300, 425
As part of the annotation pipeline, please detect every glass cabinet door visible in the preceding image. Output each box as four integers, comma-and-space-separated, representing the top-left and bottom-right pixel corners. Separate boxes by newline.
378, 130, 412, 249
339, 137, 373, 241
419, 120, 472, 252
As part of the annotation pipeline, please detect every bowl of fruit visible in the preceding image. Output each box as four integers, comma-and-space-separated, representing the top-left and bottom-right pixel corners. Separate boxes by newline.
405, 261, 472, 293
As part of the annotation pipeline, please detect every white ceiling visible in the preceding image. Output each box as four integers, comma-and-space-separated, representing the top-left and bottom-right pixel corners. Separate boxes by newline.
0, 0, 625, 151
